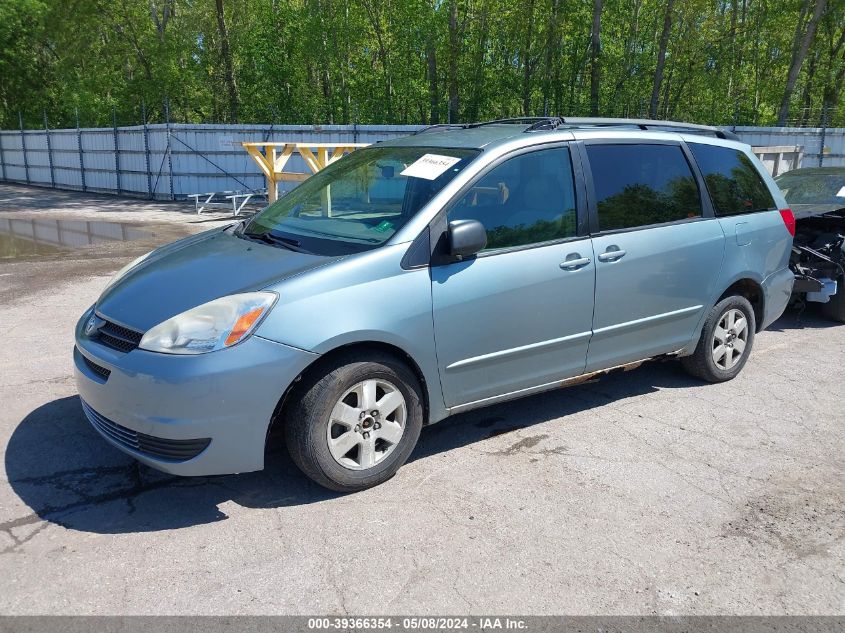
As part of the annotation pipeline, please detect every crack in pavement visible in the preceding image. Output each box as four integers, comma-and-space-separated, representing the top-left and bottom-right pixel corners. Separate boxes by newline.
1, 518, 50, 555
0, 463, 189, 539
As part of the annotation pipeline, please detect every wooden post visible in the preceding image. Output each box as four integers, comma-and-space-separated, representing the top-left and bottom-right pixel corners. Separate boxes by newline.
266, 143, 277, 202
241, 142, 368, 204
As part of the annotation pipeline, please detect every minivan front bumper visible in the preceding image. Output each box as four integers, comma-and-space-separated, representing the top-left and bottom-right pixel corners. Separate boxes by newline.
73, 309, 318, 476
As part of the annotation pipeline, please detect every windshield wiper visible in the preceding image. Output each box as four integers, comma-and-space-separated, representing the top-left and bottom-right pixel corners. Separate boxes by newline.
231, 218, 250, 237
293, 225, 382, 244
243, 231, 313, 254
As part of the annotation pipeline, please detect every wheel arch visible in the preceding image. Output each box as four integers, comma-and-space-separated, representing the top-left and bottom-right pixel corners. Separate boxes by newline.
267, 340, 434, 442
717, 277, 765, 332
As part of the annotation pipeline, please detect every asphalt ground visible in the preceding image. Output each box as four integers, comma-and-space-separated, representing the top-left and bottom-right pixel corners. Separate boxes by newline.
1, 183, 843, 615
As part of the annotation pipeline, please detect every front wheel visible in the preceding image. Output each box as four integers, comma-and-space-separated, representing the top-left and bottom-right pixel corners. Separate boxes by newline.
284, 353, 424, 492
681, 295, 756, 383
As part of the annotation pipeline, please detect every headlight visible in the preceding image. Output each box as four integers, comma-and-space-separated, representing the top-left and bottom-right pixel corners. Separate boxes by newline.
139, 292, 277, 354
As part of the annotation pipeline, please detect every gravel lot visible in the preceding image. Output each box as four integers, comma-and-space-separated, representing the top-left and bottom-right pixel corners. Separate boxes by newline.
1, 183, 843, 615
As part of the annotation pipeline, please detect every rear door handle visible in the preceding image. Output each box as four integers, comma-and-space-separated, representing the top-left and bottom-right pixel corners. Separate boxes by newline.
560, 255, 591, 270
597, 248, 626, 262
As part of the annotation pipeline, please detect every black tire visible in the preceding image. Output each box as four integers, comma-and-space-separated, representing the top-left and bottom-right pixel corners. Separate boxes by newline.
284, 351, 424, 492
681, 295, 756, 383
821, 277, 845, 322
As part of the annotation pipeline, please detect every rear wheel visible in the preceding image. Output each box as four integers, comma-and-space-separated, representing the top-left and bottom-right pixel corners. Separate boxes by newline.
284, 352, 424, 492
682, 295, 756, 383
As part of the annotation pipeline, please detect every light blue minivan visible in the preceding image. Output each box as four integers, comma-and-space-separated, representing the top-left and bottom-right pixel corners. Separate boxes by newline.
74, 118, 795, 491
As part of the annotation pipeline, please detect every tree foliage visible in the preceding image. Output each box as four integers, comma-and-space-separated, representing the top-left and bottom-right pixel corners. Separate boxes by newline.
1, 0, 843, 128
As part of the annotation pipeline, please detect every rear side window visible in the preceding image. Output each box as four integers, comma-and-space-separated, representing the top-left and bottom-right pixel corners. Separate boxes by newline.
586, 144, 702, 231
687, 143, 775, 216
449, 147, 577, 250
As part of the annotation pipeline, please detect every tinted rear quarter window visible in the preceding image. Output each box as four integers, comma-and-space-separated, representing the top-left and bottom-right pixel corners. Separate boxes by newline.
687, 143, 775, 216
586, 143, 702, 231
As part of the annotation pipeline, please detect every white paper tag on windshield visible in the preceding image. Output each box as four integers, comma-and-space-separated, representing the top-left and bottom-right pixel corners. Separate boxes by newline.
401, 154, 462, 180
837, 186, 845, 198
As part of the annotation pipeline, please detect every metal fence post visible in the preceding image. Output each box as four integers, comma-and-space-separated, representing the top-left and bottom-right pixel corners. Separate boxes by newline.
0, 130, 7, 182
164, 97, 174, 200
818, 103, 828, 168
75, 108, 86, 192
142, 101, 153, 199
263, 105, 278, 142
112, 106, 122, 194
19, 112, 30, 184
44, 110, 55, 188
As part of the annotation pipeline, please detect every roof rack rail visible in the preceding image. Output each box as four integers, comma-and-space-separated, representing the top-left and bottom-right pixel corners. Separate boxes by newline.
413, 117, 565, 135
524, 117, 565, 132
557, 117, 740, 141
412, 123, 470, 135
467, 117, 560, 129
413, 116, 739, 141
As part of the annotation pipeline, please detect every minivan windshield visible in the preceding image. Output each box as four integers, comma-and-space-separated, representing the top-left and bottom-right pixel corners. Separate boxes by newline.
775, 171, 845, 206
241, 146, 479, 255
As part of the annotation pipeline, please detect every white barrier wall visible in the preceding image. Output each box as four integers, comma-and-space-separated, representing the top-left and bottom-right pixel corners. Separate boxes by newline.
0, 124, 421, 200
734, 126, 844, 170
0, 123, 842, 199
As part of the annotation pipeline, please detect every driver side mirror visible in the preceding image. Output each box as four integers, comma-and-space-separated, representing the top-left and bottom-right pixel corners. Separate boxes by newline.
448, 219, 487, 259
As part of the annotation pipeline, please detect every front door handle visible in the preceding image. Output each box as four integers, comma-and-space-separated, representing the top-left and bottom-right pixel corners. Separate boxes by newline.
597, 247, 627, 262
560, 255, 591, 270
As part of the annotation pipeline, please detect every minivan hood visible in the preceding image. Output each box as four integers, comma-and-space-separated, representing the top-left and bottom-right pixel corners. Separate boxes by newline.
96, 228, 332, 332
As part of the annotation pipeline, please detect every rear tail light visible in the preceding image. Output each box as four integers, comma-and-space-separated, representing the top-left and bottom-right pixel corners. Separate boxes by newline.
779, 208, 796, 236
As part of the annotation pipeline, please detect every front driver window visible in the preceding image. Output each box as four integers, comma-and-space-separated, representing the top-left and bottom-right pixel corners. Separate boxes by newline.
449, 147, 578, 250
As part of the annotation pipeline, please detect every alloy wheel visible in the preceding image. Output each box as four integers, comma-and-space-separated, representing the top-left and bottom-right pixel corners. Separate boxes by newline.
711, 308, 749, 370
326, 379, 407, 470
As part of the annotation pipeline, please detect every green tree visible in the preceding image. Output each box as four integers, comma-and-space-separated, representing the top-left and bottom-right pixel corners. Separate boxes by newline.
1, 0, 843, 128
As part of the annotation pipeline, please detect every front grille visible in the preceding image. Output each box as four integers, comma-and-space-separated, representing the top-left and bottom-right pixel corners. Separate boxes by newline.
96, 318, 143, 353
83, 356, 111, 381
80, 400, 211, 462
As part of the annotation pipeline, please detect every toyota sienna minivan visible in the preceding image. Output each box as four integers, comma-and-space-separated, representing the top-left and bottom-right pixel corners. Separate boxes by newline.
74, 117, 795, 491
